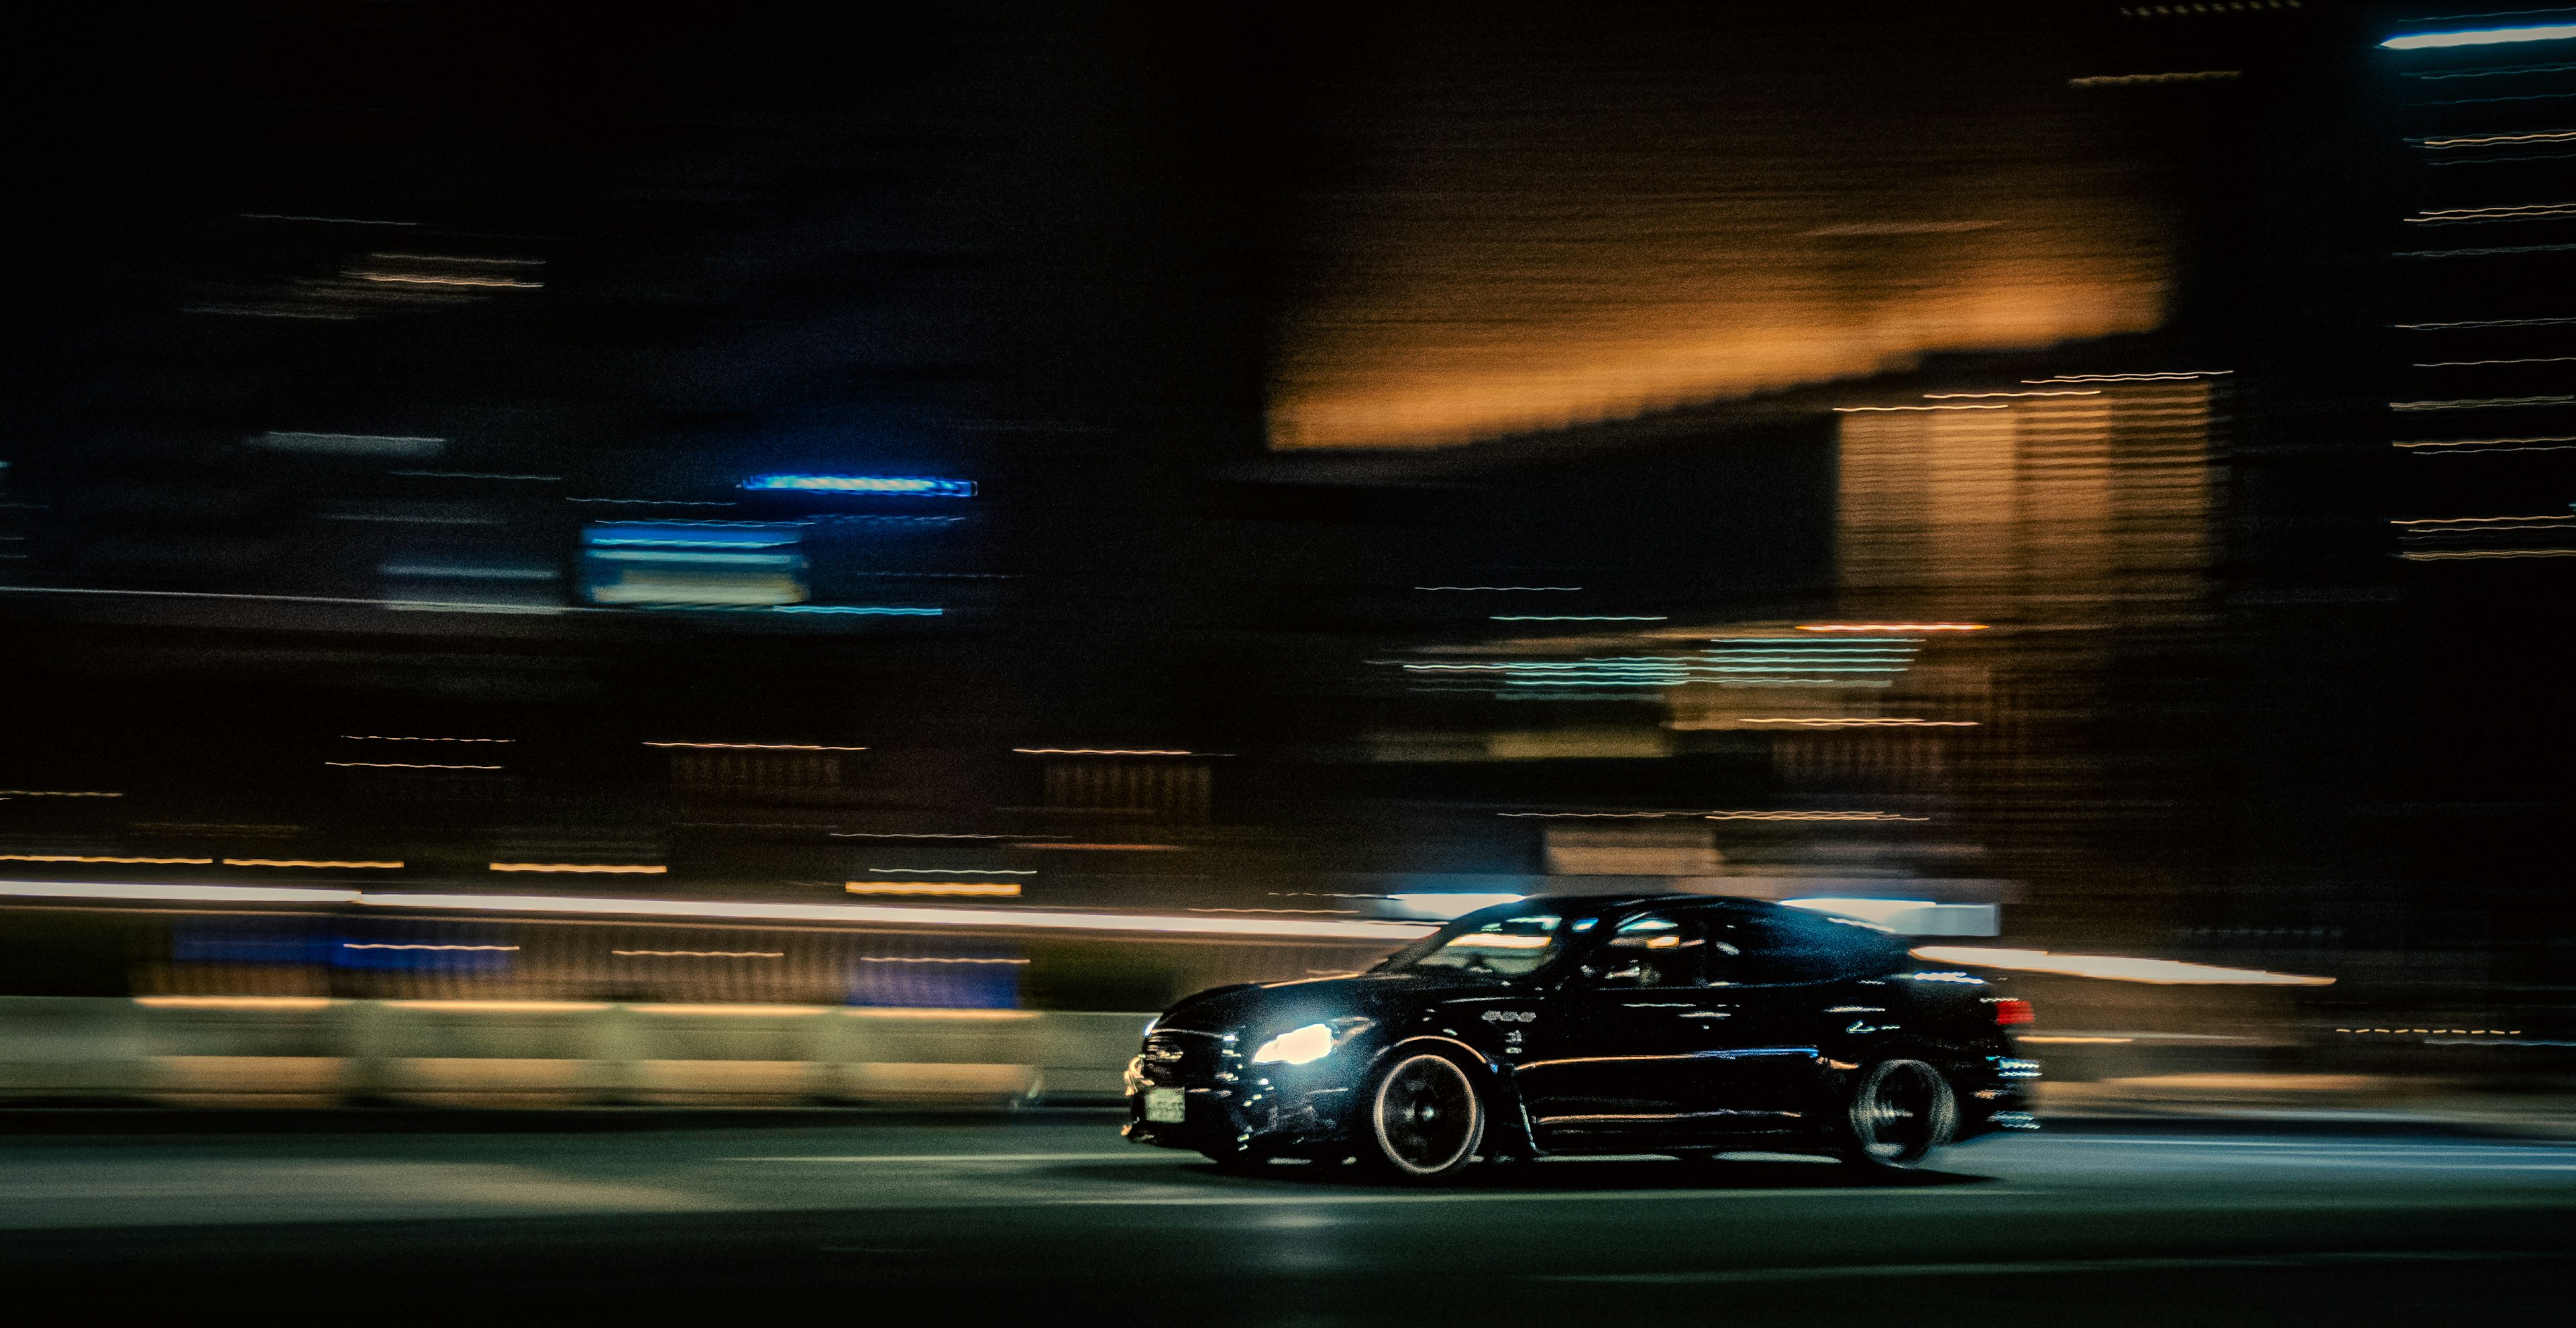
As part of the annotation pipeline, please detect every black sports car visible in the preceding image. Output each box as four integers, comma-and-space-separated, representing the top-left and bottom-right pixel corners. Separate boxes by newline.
1124, 894, 2039, 1179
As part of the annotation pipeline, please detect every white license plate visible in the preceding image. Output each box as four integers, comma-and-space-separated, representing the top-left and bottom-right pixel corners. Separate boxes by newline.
1144, 1088, 1187, 1123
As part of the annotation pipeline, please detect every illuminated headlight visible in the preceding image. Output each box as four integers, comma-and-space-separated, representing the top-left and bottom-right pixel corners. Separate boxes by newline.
1250, 1018, 1371, 1066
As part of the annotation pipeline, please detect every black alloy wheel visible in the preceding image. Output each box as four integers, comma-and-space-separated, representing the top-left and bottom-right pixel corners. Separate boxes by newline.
1841, 1058, 1957, 1172
1367, 1051, 1485, 1180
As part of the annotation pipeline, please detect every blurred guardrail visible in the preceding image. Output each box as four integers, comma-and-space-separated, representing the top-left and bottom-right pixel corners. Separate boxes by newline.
0, 997, 1148, 1108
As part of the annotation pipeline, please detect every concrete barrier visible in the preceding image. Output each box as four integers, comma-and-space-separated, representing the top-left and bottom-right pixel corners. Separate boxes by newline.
0, 996, 1149, 1108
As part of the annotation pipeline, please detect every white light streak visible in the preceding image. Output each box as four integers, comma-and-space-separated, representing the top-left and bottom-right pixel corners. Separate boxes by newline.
354, 892, 1435, 940
2400, 548, 2576, 560
2381, 24, 2576, 51
2390, 395, 2574, 411
253, 431, 446, 456
2020, 371, 2231, 382
861, 868, 1035, 876
2396, 435, 2576, 452
1, 880, 360, 905
1915, 945, 2332, 986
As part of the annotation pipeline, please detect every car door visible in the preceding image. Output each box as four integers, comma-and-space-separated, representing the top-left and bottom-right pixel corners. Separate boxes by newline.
1690, 911, 1852, 1130
1517, 910, 1739, 1149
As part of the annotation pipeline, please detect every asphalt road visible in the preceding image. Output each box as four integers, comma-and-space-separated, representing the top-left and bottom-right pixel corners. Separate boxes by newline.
4, 1113, 2572, 1325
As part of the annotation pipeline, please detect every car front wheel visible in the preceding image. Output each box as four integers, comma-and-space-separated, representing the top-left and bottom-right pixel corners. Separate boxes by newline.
1839, 1058, 1957, 1173
1365, 1050, 1485, 1180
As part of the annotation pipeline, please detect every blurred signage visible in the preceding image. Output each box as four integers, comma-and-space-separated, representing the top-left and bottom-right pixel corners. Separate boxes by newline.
580, 521, 808, 607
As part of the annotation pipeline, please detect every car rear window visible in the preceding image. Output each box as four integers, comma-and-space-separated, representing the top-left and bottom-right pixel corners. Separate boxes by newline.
1712, 907, 1908, 984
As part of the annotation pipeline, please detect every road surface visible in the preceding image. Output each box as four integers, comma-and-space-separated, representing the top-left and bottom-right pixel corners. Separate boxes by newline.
3, 1113, 2571, 1324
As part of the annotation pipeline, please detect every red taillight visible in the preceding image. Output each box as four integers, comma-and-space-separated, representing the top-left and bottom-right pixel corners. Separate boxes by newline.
1992, 998, 2035, 1027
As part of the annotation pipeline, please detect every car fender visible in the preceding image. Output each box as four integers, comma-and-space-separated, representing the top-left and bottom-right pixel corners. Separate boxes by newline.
1360, 1033, 1536, 1156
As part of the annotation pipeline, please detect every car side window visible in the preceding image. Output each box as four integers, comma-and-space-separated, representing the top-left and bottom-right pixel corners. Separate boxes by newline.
1705, 912, 1854, 986
1579, 912, 1705, 988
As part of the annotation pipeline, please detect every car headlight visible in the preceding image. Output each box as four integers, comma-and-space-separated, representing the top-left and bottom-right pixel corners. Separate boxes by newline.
1249, 1017, 1371, 1066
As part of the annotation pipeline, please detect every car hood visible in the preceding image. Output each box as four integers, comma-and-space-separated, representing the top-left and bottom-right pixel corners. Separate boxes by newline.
1154, 970, 1517, 1035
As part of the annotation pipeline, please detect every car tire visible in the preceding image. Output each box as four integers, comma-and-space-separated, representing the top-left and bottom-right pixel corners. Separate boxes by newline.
1838, 1057, 1957, 1174
1362, 1050, 1486, 1182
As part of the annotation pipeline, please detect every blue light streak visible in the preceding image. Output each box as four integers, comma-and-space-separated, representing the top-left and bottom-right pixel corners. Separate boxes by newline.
773, 605, 944, 615
745, 474, 976, 497
2382, 24, 2576, 50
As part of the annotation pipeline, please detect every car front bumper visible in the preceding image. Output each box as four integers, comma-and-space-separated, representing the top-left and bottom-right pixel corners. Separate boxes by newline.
1122, 1056, 1364, 1159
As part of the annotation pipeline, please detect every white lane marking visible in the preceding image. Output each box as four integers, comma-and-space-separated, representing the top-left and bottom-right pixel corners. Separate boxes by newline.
2057, 1139, 2576, 1153
1543, 1249, 2571, 1284
1051, 1188, 2027, 1207
724, 1153, 1164, 1164
2227, 1160, 2576, 1172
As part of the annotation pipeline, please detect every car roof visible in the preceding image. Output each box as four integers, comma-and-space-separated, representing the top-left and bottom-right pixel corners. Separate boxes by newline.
1503, 892, 1783, 915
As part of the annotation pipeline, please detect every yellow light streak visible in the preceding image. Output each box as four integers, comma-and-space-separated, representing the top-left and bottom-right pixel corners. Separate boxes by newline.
645, 742, 867, 751
382, 999, 612, 1012
1797, 623, 1988, 632
135, 996, 336, 1010
355, 892, 1434, 940
1832, 404, 2010, 413
1732, 718, 1978, 727
847, 881, 1023, 897
633, 1003, 833, 1017
612, 950, 786, 958
856, 956, 1028, 964
489, 863, 667, 874
223, 859, 405, 870
339, 943, 517, 952
0, 854, 213, 864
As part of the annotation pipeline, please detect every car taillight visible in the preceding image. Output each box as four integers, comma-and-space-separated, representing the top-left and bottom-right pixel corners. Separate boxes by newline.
1992, 998, 2034, 1027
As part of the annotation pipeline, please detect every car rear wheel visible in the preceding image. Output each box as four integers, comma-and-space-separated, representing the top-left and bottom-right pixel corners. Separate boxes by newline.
1839, 1058, 1957, 1173
1365, 1051, 1485, 1180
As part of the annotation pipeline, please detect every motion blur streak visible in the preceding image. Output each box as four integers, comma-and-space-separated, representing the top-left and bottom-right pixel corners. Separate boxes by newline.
1913, 946, 2335, 986
611, 950, 786, 958
1010, 748, 1193, 756
0, 854, 213, 865
0, 880, 358, 904
1796, 623, 1988, 631
325, 762, 504, 770
132, 996, 335, 1009
644, 742, 867, 751
220, 859, 403, 869
348, 892, 1438, 939
2381, 23, 2576, 50
487, 863, 667, 874
847, 881, 1025, 897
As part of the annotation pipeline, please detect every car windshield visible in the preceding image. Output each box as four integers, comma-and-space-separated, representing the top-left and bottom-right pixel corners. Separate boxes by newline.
1373, 908, 1569, 980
